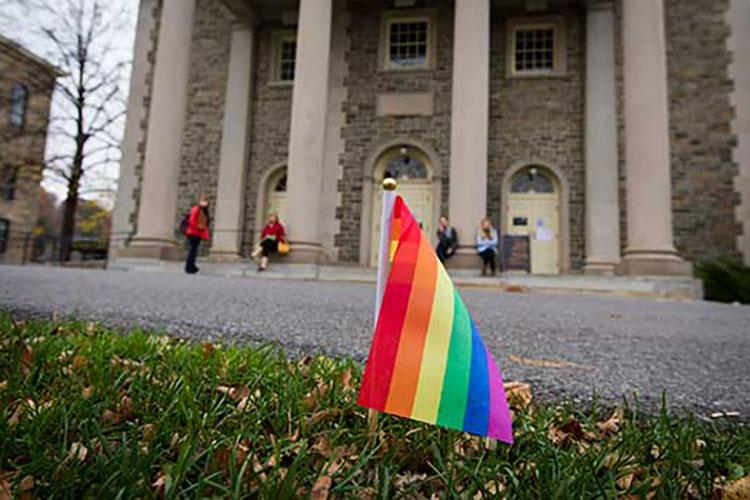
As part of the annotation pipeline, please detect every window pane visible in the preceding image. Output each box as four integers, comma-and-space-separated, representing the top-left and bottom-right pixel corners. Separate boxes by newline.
514, 27, 555, 73
9, 83, 27, 130
279, 39, 296, 81
388, 20, 429, 68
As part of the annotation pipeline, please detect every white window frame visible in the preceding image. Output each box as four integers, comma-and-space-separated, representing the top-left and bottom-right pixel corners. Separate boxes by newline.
506, 17, 567, 78
269, 30, 297, 85
380, 10, 437, 72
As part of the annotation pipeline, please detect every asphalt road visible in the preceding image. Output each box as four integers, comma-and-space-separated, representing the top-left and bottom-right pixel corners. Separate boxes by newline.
1, 265, 748, 418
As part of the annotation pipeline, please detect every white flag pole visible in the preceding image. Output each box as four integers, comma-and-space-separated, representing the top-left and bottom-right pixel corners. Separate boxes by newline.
374, 178, 398, 327
368, 177, 397, 438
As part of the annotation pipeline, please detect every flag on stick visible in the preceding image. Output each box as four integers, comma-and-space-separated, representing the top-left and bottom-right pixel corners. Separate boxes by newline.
358, 194, 513, 444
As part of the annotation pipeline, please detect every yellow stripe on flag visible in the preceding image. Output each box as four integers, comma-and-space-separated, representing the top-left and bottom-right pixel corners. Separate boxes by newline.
410, 263, 455, 423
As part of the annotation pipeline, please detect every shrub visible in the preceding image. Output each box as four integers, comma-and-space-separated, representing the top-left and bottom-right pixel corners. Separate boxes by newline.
695, 258, 750, 304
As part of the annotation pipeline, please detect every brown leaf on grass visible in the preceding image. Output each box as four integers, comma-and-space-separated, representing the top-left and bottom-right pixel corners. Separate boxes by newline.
304, 381, 330, 411
503, 381, 532, 410
312, 436, 333, 458
102, 409, 123, 425
18, 475, 34, 492
217, 385, 250, 402
0, 471, 16, 500
7, 401, 27, 427
202, 342, 215, 358
82, 386, 93, 399
340, 369, 353, 391
66, 442, 88, 463
152, 473, 168, 497
596, 410, 622, 437
305, 409, 342, 428
71, 355, 88, 371
20, 344, 33, 378
724, 475, 750, 499
311, 475, 332, 500
0, 381, 7, 392
141, 424, 157, 442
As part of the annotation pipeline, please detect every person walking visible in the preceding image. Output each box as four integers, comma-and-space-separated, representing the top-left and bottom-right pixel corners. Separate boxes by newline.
255, 212, 286, 272
476, 217, 498, 276
184, 197, 210, 274
436, 216, 458, 263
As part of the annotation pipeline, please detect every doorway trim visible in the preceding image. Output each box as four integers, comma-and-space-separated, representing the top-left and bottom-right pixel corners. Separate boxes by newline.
501, 159, 570, 274
358, 138, 443, 266
254, 162, 287, 245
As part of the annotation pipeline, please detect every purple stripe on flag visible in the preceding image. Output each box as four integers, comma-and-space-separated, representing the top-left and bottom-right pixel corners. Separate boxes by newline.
485, 346, 514, 444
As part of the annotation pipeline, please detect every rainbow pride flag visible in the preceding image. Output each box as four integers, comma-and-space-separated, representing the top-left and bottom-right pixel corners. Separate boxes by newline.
358, 196, 513, 443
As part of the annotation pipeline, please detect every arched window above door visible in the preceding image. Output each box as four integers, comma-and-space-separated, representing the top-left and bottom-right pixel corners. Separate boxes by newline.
274, 174, 287, 192
510, 166, 556, 193
382, 146, 428, 180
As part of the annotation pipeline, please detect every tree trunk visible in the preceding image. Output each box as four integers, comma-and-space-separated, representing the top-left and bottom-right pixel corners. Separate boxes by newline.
59, 186, 78, 261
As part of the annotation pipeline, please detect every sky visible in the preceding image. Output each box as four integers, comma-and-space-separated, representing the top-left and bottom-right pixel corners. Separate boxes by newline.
0, 0, 139, 209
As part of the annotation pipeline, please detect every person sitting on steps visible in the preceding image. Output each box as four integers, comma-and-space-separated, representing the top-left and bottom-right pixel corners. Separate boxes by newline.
476, 217, 498, 277
253, 212, 286, 272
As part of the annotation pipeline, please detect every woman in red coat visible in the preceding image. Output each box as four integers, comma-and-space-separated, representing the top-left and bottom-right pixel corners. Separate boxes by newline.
185, 197, 210, 274
257, 212, 286, 271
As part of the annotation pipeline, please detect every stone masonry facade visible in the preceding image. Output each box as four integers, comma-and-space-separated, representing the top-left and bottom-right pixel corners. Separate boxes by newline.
0, 37, 57, 263
120, 0, 745, 270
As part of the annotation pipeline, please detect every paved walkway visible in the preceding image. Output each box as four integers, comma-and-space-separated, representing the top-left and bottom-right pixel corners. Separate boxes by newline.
1, 265, 748, 418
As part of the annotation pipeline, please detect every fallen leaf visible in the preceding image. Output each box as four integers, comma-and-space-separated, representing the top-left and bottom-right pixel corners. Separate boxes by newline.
217, 385, 250, 402
0, 381, 7, 392
82, 386, 93, 399
7, 402, 26, 427
18, 475, 34, 492
202, 342, 215, 358
0, 472, 15, 500
305, 409, 342, 427
67, 442, 88, 463
141, 423, 157, 442
724, 475, 750, 499
20, 345, 33, 378
596, 410, 622, 437
72, 355, 88, 371
152, 472, 169, 497
311, 475, 332, 500
340, 369, 353, 391
503, 381, 532, 410
312, 436, 332, 458
101, 409, 124, 425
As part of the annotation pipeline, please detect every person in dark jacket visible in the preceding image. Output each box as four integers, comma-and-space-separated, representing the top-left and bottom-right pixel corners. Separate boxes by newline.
184, 197, 210, 274
436, 216, 458, 263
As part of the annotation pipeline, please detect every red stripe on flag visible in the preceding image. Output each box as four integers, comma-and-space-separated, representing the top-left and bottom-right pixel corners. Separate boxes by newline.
358, 197, 420, 411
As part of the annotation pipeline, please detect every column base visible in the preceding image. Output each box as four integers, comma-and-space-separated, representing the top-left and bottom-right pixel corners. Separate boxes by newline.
284, 242, 324, 264
119, 239, 182, 261
443, 247, 482, 270
621, 252, 692, 277
584, 258, 621, 276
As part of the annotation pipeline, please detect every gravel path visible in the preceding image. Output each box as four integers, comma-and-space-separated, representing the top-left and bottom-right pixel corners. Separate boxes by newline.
1, 265, 748, 418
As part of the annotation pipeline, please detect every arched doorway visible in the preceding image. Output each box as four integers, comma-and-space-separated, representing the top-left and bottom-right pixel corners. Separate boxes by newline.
506, 165, 561, 274
265, 169, 287, 225
369, 145, 436, 266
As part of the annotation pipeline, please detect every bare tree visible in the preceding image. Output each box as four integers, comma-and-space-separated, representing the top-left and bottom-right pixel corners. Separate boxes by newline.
1, 0, 131, 260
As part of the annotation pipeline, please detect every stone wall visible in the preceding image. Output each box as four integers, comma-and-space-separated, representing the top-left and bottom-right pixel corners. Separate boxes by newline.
487, 7, 587, 271
175, 0, 234, 249
241, 24, 295, 256
664, 0, 739, 262
0, 41, 56, 262
335, 0, 455, 263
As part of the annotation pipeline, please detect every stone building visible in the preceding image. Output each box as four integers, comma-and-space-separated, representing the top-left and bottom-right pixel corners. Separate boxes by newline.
0, 35, 59, 263
111, 0, 750, 275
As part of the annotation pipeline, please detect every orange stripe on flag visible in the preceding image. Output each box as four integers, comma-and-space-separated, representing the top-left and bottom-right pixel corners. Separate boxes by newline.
384, 236, 438, 417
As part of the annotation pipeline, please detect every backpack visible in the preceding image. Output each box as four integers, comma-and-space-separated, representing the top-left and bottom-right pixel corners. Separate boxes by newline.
179, 212, 190, 235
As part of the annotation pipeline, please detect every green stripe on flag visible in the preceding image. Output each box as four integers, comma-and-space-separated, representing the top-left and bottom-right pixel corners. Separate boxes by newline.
436, 289, 473, 430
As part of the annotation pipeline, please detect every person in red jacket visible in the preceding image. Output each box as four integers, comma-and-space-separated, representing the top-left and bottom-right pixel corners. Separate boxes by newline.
184, 197, 210, 274
256, 212, 286, 271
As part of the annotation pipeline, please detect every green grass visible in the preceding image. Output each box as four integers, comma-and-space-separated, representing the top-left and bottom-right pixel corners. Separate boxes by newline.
0, 313, 748, 499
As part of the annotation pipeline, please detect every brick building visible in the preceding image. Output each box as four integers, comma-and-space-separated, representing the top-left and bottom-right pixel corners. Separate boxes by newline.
111, 0, 750, 275
0, 35, 59, 263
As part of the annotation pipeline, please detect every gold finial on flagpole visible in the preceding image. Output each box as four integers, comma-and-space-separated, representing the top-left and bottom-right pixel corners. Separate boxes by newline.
383, 178, 397, 191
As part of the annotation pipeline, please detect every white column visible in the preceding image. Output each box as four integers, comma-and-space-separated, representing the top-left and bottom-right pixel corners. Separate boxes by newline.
584, 0, 620, 275
284, 0, 333, 263
210, 23, 255, 259
621, 0, 690, 275
728, 0, 750, 264
448, 0, 490, 268
110, 0, 157, 257
127, 0, 196, 258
